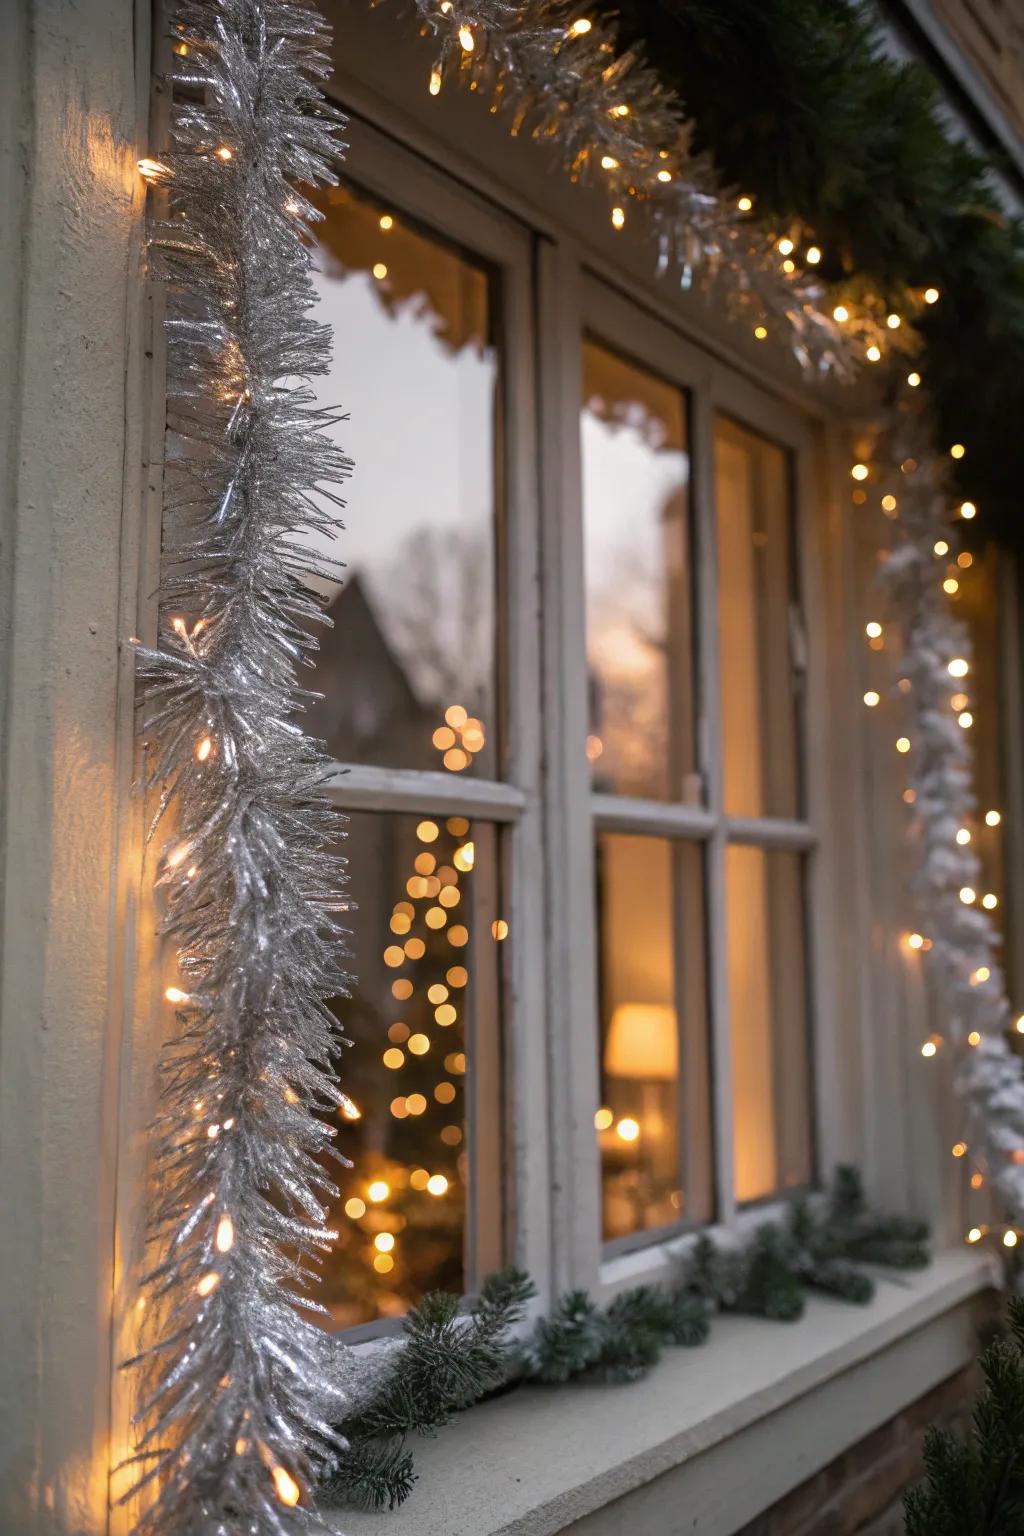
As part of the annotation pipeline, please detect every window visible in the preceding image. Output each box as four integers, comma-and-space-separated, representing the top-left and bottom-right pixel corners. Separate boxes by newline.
302, 135, 539, 1334
579, 285, 817, 1255
295, 120, 822, 1327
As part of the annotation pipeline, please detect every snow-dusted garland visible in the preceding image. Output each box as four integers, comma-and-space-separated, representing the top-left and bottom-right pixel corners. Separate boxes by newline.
126, 3, 354, 1530
878, 409, 1024, 1219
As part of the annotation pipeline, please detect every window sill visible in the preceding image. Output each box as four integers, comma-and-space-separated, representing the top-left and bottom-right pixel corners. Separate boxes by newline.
325, 1249, 995, 1535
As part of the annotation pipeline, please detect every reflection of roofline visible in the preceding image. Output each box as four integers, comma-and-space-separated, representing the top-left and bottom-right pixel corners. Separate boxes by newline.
325, 571, 426, 712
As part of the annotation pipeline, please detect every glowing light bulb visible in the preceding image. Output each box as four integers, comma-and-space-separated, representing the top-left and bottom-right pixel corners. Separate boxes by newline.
943, 577, 959, 595
958, 711, 973, 729
986, 810, 1002, 827
832, 304, 849, 322
952, 1141, 967, 1158
777, 238, 795, 256
737, 195, 753, 211
956, 828, 971, 845
568, 17, 592, 35
215, 146, 233, 161
960, 887, 976, 905
806, 245, 822, 264
967, 1227, 982, 1243
611, 206, 625, 229
379, 214, 393, 231
924, 287, 940, 304
886, 313, 901, 329
197, 1272, 220, 1297
921, 1040, 938, 1058
950, 443, 965, 459
138, 158, 172, 182
881, 495, 897, 512
906, 933, 924, 950
982, 893, 998, 910
372, 263, 387, 281
948, 658, 969, 678
934, 540, 949, 556
600, 154, 619, 170
866, 621, 883, 638
657, 169, 672, 183
216, 1214, 234, 1253
1005, 1231, 1019, 1249
907, 372, 921, 387
863, 691, 880, 707
594, 1107, 614, 1130
195, 737, 213, 762
960, 501, 977, 520
426, 1174, 449, 1196
429, 69, 442, 95
968, 1031, 981, 1047
458, 25, 474, 51
866, 344, 882, 362
165, 986, 188, 1004
896, 737, 911, 754
344, 1197, 365, 1219
367, 1180, 390, 1203
616, 1117, 640, 1142
753, 325, 768, 340
272, 1467, 301, 1507
374, 1232, 396, 1253
851, 463, 869, 481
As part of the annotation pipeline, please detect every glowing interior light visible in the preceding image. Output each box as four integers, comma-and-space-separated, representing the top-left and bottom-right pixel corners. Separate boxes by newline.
367, 1180, 390, 1203
458, 25, 475, 51
611, 206, 625, 229
736, 195, 753, 211
986, 810, 1002, 827
569, 17, 592, 36
924, 287, 940, 304
429, 69, 442, 95
950, 443, 965, 459
851, 463, 869, 481
906, 933, 924, 950
832, 304, 849, 322
806, 245, 822, 264
600, 154, 619, 170
960, 501, 977, 519
616, 1117, 640, 1142
216, 1215, 234, 1253
197, 1272, 220, 1297
967, 1227, 982, 1243
426, 1174, 449, 1196
956, 828, 971, 845
866, 621, 883, 638
959, 887, 976, 905
1005, 1231, 1019, 1249
887, 313, 901, 329
866, 344, 882, 362
907, 372, 921, 387
863, 691, 880, 707
947, 658, 969, 678
215, 146, 233, 161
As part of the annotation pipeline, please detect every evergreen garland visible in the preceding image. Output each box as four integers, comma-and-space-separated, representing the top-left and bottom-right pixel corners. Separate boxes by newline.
904, 1298, 1024, 1534
609, 0, 1024, 544
327, 1169, 928, 1511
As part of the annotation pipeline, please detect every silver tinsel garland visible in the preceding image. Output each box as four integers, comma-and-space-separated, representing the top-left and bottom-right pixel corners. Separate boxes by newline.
880, 410, 1024, 1219
405, 0, 851, 375
125, 2, 355, 1529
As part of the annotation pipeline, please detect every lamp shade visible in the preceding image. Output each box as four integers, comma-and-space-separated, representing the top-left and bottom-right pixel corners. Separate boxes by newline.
604, 1002, 678, 1081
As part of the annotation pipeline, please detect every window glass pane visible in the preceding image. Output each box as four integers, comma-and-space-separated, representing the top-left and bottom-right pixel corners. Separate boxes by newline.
595, 832, 712, 1241
715, 416, 801, 819
582, 342, 697, 803
305, 181, 500, 778
726, 845, 812, 1203
321, 812, 504, 1331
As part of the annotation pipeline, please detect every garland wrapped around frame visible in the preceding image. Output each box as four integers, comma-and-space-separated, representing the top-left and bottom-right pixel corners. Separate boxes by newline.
126, 3, 354, 1530
123, 0, 1024, 1528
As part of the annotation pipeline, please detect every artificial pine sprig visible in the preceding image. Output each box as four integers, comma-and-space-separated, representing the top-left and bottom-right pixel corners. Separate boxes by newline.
328, 1268, 535, 1510
904, 1298, 1024, 1535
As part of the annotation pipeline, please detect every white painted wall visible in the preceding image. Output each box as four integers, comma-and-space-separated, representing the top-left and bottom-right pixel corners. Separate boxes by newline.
0, 0, 151, 1530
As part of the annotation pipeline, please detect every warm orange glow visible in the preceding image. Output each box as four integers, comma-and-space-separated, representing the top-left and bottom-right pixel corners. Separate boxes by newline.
616, 1117, 640, 1142
215, 1215, 234, 1253
196, 737, 213, 761
427, 1173, 449, 1196
197, 1272, 221, 1297
215, 146, 233, 161
367, 1180, 390, 1203
272, 1466, 300, 1507
165, 985, 189, 1004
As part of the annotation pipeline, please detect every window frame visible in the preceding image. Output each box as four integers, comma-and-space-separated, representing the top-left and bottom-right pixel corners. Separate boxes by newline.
317, 116, 552, 1312
538, 262, 836, 1293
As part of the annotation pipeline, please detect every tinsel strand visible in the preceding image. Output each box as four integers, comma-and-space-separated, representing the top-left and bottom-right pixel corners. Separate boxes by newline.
880, 408, 1024, 1219
403, 0, 852, 375
124, 3, 355, 1529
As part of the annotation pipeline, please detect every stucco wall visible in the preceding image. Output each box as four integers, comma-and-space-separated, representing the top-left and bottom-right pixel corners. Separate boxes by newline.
0, 1, 150, 1530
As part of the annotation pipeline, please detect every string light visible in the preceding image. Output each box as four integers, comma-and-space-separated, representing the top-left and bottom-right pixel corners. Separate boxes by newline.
866, 344, 882, 362
943, 577, 959, 595
986, 810, 1002, 827
959, 887, 976, 905
896, 737, 911, 754
907, 372, 921, 387
866, 621, 883, 638
367, 1180, 390, 1202
657, 169, 673, 184
806, 245, 822, 264
952, 1141, 967, 1158
924, 287, 940, 304
948, 658, 969, 678
138, 157, 172, 182
372, 262, 387, 280
956, 828, 971, 845
165, 986, 189, 1004
197, 1272, 221, 1297
950, 443, 965, 459
960, 501, 977, 519
886, 313, 901, 329
778, 237, 795, 256
195, 737, 213, 761
753, 325, 768, 340
968, 1032, 981, 1047
906, 932, 925, 950
934, 539, 949, 556
863, 691, 880, 707
429, 69, 442, 95
1016, 1016, 1024, 1035
458, 25, 475, 51
982, 894, 999, 911
921, 1038, 939, 1058
958, 711, 973, 729
379, 214, 393, 231
967, 1227, 982, 1243
611, 206, 625, 229
851, 462, 869, 481
216, 1214, 235, 1253
881, 494, 897, 512
568, 17, 592, 35
1005, 1231, 1019, 1249
215, 146, 233, 161
271, 1467, 300, 1507
737, 195, 753, 211
426, 1174, 449, 1196
600, 154, 619, 170
616, 1117, 640, 1142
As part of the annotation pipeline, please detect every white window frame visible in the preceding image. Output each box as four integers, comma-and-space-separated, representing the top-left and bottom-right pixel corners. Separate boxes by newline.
318, 117, 554, 1302
538, 258, 840, 1300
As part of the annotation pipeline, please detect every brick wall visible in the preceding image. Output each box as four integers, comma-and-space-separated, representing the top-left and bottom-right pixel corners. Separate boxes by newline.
734, 1363, 979, 1536
933, 0, 1024, 139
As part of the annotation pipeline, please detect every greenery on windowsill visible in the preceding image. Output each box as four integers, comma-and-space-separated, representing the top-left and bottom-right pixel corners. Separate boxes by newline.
605, 0, 1024, 545
325, 1166, 929, 1512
